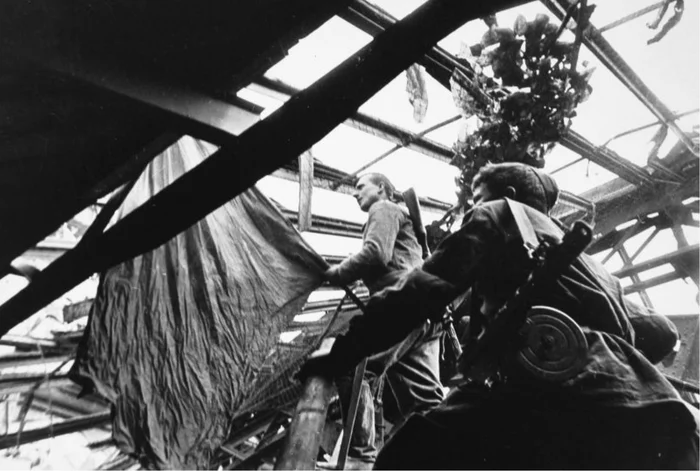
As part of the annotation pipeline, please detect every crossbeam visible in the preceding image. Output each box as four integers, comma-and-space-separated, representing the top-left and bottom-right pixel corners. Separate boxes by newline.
559, 131, 654, 186
280, 208, 364, 238
582, 175, 698, 237
614, 244, 699, 279
2, 50, 259, 148
586, 214, 670, 255
624, 271, 681, 294
260, 5, 595, 219
0, 0, 527, 337
274, 161, 453, 212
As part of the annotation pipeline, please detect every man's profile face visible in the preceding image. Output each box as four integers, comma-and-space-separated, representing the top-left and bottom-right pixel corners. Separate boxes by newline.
354, 175, 384, 212
471, 183, 498, 207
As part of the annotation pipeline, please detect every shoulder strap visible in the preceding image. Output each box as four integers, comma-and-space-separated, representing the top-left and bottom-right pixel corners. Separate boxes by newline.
504, 198, 539, 253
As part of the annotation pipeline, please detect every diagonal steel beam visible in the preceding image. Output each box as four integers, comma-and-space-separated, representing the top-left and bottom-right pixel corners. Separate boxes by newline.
339, 115, 461, 184
0, 1, 355, 149
599, 220, 643, 264
619, 246, 654, 308
613, 244, 699, 279
82, 132, 182, 204
341, 0, 472, 90
624, 271, 680, 295
21, 163, 449, 262
559, 130, 653, 185
581, 169, 699, 237
586, 217, 664, 256
602, 108, 699, 148
0, 0, 527, 337
542, 0, 699, 158
1, 50, 260, 148
0, 2, 351, 271
0, 49, 253, 271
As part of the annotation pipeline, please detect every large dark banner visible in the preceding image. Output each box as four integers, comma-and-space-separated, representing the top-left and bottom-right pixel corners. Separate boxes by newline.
72, 137, 326, 468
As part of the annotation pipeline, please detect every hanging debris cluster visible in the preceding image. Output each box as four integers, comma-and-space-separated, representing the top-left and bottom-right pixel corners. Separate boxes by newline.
450, 7, 597, 205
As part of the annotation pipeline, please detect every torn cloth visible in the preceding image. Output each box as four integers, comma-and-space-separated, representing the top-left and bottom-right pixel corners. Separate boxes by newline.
71, 137, 327, 469
406, 64, 429, 123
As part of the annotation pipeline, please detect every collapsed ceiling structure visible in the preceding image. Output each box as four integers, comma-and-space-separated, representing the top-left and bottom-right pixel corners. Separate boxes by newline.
0, 0, 697, 468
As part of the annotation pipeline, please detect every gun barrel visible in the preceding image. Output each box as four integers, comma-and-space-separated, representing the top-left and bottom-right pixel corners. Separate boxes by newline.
446, 321, 463, 358
402, 188, 430, 259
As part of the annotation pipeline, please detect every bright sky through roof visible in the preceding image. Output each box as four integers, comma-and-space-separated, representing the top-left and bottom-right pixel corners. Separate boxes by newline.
260, 0, 699, 199
254, 1, 700, 314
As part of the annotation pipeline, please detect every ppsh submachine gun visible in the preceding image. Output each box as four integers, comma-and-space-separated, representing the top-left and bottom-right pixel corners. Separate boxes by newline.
458, 200, 594, 384
406, 192, 594, 385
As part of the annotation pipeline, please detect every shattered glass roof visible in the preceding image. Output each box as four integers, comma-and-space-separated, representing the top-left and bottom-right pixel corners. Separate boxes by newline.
0, 1, 697, 468
239, 0, 699, 314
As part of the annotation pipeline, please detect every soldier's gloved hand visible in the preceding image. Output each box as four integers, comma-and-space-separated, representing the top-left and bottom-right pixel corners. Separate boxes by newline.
324, 265, 343, 286
295, 353, 338, 383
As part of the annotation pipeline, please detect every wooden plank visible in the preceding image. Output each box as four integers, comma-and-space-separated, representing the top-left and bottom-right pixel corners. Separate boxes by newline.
274, 376, 334, 470
337, 358, 369, 470
220, 411, 279, 457
298, 152, 315, 232
0, 412, 110, 449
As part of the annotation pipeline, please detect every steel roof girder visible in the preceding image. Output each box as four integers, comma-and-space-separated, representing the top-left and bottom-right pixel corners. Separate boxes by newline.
541, 0, 699, 158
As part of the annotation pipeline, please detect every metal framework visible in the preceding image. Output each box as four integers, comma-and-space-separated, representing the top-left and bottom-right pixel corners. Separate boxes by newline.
542, 0, 699, 158
341, 0, 659, 188
0, 0, 696, 463
253, 76, 454, 163
0, 0, 527, 337
1, 0, 694, 344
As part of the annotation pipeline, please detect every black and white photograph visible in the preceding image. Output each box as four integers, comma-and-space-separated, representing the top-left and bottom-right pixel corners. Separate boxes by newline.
0, 1, 697, 469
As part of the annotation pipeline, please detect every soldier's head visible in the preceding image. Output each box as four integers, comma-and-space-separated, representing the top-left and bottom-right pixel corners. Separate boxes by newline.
353, 173, 395, 212
471, 162, 559, 214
